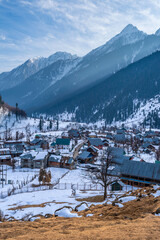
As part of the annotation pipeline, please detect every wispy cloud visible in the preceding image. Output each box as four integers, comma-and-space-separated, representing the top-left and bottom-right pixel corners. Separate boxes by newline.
0, 33, 6, 40
0, 0, 160, 72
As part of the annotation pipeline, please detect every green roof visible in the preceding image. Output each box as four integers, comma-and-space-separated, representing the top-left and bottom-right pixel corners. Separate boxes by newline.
56, 138, 70, 146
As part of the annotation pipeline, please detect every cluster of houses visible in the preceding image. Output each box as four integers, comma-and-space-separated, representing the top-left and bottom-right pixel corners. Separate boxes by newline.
0, 126, 160, 187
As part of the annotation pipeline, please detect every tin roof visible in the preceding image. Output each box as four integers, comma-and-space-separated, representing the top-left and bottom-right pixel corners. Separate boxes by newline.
56, 138, 70, 146
88, 138, 103, 147
78, 151, 93, 160
121, 160, 160, 181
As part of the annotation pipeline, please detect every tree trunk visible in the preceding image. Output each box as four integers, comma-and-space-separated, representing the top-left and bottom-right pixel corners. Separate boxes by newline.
104, 185, 107, 200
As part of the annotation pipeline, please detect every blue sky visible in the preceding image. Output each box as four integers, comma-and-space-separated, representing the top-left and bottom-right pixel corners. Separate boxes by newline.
1, 0, 160, 73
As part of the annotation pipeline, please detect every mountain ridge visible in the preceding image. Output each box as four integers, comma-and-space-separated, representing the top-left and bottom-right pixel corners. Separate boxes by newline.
36, 50, 160, 127
1, 24, 160, 128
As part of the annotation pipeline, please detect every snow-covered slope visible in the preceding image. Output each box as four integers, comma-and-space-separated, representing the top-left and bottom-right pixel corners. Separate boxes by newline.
0, 106, 9, 125
155, 28, 160, 36
2, 24, 160, 118
122, 95, 160, 128
0, 52, 78, 90
89, 24, 147, 56
2, 57, 81, 110
39, 50, 160, 128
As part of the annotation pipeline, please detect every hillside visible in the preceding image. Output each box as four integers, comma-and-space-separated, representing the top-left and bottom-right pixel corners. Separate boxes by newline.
0, 96, 27, 124
1, 186, 160, 239
38, 51, 160, 127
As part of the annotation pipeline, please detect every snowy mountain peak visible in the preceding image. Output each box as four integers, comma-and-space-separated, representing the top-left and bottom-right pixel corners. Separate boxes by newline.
89, 24, 147, 57
108, 24, 147, 46
120, 24, 139, 34
155, 28, 160, 36
28, 56, 42, 64
48, 52, 78, 63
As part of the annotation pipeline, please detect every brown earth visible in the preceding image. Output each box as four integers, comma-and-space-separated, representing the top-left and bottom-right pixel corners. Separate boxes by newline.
1, 187, 160, 240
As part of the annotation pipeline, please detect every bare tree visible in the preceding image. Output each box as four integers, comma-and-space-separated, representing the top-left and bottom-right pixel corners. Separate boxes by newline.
87, 148, 118, 200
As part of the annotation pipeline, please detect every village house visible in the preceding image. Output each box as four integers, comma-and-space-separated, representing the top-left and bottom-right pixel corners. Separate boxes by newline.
0, 148, 12, 166
116, 128, 126, 135
114, 134, 126, 144
51, 138, 71, 150
20, 151, 48, 168
88, 138, 103, 150
20, 153, 35, 168
32, 152, 48, 168
47, 154, 75, 169
111, 180, 124, 191
0, 148, 10, 155
0, 155, 12, 166
86, 145, 99, 157
142, 143, 156, 152
4, 141, 24, 156
30, 139, 49, 150
65, 158, 75, 169
78, 151, 95, 164
68, 129, 80, 139
106, 133, 113, 140
120, 160, 160, 186
88, 132, 97, 138
103, 139, 109, 147
47, 154, 62, 168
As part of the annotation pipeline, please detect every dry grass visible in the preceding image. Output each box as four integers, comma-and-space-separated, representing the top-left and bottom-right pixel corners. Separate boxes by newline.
0, 214, 160, 239
8, 201, 69, 211
76, 195, 104, 202
1, 190, 160, 239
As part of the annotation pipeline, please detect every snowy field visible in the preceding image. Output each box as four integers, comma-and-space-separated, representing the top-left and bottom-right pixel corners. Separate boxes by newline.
0, 166, 100, 220
0, 166, 136, 220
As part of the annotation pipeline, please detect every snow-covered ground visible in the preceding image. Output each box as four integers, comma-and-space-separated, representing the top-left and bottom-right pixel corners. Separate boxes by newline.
0, 166, 136, 220
115, 95, 160, 128
0, 167, 100, 220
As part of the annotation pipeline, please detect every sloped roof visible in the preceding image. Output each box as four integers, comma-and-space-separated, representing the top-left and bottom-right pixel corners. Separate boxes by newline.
112, 155, 130, 165
114, 134, 126, 142
56, 138, 70, 145
20, 153, 34, 160
88, 138, 103, 147
78, 151, 93, 160
87, 145, 99, 153
48, 155, 62, 162
121, 160, 160, 181
109, 147, 125, 158
34, 151, 48, 160
68, 129, 79, 137
31, 139, 41, 145
67, 158, 74, 164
